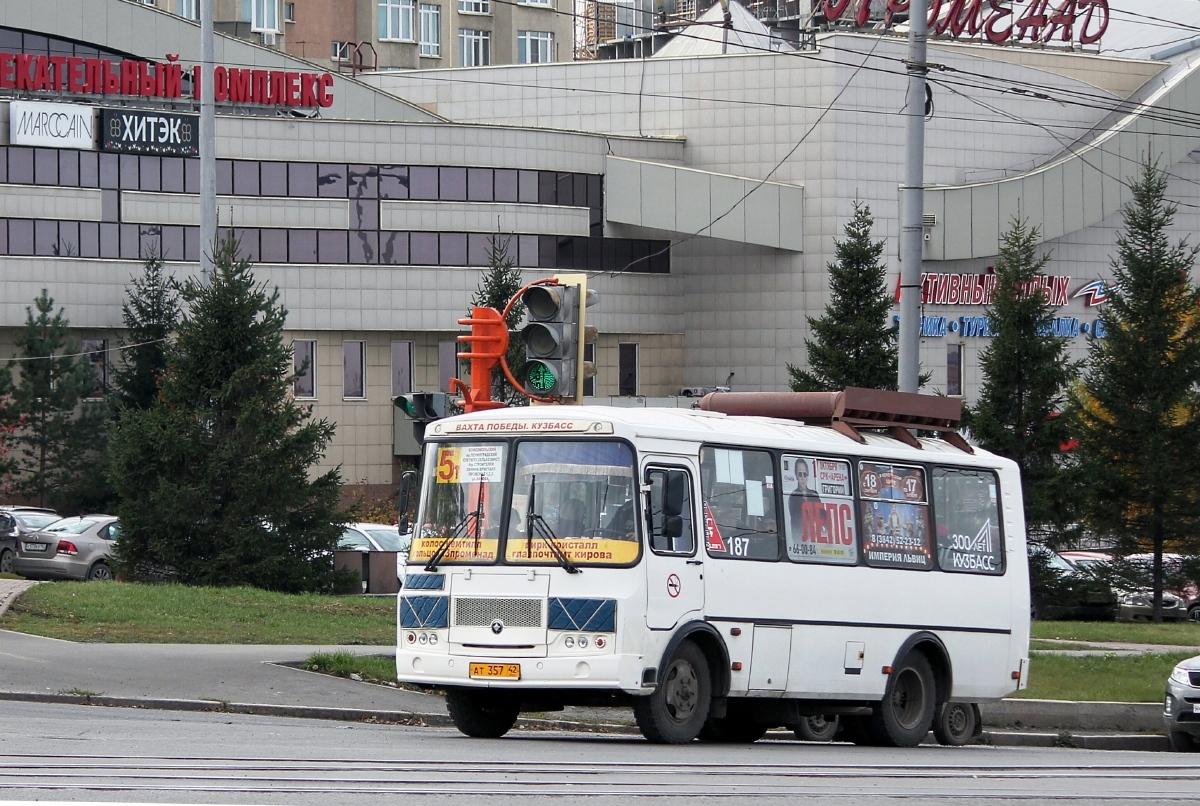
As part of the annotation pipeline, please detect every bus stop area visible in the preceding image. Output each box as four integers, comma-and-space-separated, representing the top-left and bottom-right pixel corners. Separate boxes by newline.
0, 579, 1175, 752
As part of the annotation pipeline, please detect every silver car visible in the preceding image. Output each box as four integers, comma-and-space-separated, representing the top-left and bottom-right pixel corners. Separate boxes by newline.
339, 522, 410, 585
0, 507, 60, 574
1165, 655, 1200, 752
13, 516, 120, 582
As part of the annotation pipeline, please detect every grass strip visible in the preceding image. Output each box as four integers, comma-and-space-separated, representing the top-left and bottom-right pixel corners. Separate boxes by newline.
1, 581, 395, 644
1014, 651, 1191, 702
1031, 620, 1200, 646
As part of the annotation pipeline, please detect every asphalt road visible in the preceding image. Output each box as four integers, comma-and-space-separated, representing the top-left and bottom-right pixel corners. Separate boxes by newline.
2, 701, 1198, 805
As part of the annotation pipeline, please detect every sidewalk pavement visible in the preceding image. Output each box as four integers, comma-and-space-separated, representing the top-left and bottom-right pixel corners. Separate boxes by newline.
0, 579, 1178, 748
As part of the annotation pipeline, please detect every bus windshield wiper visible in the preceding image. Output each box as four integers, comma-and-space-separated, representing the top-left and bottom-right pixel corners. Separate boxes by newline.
425, 476, 486, 572
525, 475, 580, 574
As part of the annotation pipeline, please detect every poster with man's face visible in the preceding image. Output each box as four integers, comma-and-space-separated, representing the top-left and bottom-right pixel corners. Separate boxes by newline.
783, 455, 856, 565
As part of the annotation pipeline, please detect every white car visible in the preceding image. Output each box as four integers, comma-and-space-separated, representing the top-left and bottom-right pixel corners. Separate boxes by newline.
338, 522, 410, 586
1165, 655, 1200, 751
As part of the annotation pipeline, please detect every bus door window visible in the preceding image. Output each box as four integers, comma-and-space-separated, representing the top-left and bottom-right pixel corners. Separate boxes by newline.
859, 462, 932, 570
646, 467, 695, 555
782, 454, 857, 565
699, 447, 780, 561
933, 468, 1004, 575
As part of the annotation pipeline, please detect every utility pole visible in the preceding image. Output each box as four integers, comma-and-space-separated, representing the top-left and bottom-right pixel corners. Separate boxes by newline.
199, 0, 216, 284
897, 0, 928, 393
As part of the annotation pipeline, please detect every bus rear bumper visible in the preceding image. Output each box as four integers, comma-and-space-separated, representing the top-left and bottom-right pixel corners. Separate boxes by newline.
396, 650, 646, 694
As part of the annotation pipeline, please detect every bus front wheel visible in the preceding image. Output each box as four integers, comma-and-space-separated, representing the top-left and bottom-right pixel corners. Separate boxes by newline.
868, 652, 937, 747
634, 640, 712, 744
445, 688, 520, 738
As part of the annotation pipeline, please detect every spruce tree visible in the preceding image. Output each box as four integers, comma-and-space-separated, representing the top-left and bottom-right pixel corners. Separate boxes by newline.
109, 238, 345, 591
1070, 160, 1200, 621
111, 250, 180, 411
0, 290, 110, 511
468, 233, 526, 405
787, 203, 898, 391
966, 218, 1076, 538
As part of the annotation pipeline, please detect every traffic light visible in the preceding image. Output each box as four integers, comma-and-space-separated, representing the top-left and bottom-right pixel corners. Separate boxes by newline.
521, 273, 598, 403
394, 392, 449, 422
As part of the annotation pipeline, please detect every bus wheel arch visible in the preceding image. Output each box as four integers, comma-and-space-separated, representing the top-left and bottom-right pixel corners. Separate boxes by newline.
892, 631, 952, 711
659, 621, 731, 700
867, 632, 951, 747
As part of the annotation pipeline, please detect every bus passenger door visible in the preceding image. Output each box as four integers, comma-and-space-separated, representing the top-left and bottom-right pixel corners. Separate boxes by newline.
643, 464, 704, 630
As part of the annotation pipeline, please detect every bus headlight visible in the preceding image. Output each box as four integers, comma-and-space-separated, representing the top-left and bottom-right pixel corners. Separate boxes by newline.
564, 636, 575, 648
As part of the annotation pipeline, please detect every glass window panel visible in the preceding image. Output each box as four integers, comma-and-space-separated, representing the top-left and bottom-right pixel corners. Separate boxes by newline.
588, 236, 603, 272
466, 167, 493, 201
556, 172, 572, 205
605, 238, 632, 273
587, 174, 602, 209
0, 148, 10, 183
289, 230, 318, 263
102, 189, 119, 222
439, 167, 466, 201
317, 163, 347, 198
379, 165, 409, 199
293, 339, 316, 398
538, 171, 556, 204
57, 220, 79, 257
216, 159, 232, 195
410, 232, 438, 264
79, 221, 99, 258
119, 154, 139, 189
535, 234, 554, 268
260, 161, 288, 195
80, 338, 107, 398
58, 150, 79, 187
781, 455, 858, 565
343, 341, 366, 398
34, 220, 58, 256
350, 198, 379, 230
24, 34, 48, 55
647, 468, 695, 555
9, 219, 33, 254
699, 447, 780, 561
183, 226, 200, 262
35, 148, 58, 185
409, 166, 438, 200
349, 230, 379, 264
495, 168, 518, 202
439, 232, 466, 265
120, 223, 140, 259
139, 156, 161, 192
317, 230, 348, 264
555, 235, 573, 268
161, 157, 185, 192
78, 151, 98, 187
259, 228, 288, 262
348, 164, 378, 198
859, 462, 932, 571
288, 162, 318, 196
160, 225, 184, 261
391, 340, 412, 397
649, 241, 670, 273
573, 173, 588, 207
933, 468, 1004, 575
0, 30, 20, 50
618, 342, 637, 396
234, 228, 260, 262
467, 232, 490, 266
233, 160, 260, 196
947, 344, 963, 396
98, 152, 118, 188
518, 169, 539, 203
9, 147, 34, 184
98, 222, 119, 258
184, 158, 201, 193
381, 232, 409, 264
139, 225, 163, 260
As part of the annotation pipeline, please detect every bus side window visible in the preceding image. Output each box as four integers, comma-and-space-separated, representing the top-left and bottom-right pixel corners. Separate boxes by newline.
646, 468, 695, 555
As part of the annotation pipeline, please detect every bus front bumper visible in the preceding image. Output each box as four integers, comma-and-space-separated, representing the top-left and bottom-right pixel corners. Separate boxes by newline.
396, 650, 647, 694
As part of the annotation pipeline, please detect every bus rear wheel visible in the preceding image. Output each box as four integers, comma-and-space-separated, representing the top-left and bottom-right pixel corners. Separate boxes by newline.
868, 652, 937, 747
445, 688, 520, 738
792, 714, 840, 742
634, 640, 712, 744
933, 702, 980, 746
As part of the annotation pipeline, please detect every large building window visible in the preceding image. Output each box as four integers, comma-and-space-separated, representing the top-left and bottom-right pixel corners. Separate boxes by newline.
517, 30, 554, 64
293, 339, 316, 398
518, 0, 552, 5
179, 0, 199, 20
618, 342, 638, 397
379, 0, 415, 41
343, 341, 366, 399
391, 341, 413, 398
458, 0, 490, 11
459, 29, 491, 67
332, 41, 352, 61
252, 0, 280, 32
947, 343, 963, 397
81, 339, 107, 399
419, 4, 441, 56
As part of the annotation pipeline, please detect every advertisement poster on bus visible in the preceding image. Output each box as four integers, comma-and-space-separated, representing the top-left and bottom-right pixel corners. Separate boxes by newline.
782, 455, 857, 565
859, 462, 933, 570
933, 468, 1005, 575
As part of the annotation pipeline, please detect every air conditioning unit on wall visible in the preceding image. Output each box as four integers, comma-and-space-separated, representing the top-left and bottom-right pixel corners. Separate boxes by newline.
260, 31, 277, 46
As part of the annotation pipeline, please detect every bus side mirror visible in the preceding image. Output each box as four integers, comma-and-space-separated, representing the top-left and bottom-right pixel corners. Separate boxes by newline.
398, 470, 417, 534
663, 470, 686, 518
663, 514, 684, 539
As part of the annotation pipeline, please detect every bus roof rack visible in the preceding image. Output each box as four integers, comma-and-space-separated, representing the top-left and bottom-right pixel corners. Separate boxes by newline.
697, 387, 972, 454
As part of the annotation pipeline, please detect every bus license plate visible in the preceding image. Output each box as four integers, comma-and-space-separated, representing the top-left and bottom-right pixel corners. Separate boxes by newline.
470, 663, 520, 679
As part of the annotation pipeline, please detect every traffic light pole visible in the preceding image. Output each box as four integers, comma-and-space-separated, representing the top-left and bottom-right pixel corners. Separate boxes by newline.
898, 0, 929, 394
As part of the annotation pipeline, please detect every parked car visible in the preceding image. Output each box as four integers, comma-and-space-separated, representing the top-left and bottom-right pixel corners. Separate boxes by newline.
12, 515, 120, 582
1028, 546, 1117, 620
1165, 654, 1200, 752
1061, 551, 1191, 621
0, 506, 60, 574
338, 522, 411, 584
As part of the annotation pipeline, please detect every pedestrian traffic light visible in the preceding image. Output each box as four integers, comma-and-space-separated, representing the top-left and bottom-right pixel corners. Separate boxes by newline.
520, 273, 598, 403
394, 392, 449, 422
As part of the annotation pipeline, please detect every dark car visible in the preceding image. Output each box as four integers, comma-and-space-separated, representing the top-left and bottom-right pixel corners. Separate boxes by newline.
1029, 546, 1117, 621
0, 506, 60, 574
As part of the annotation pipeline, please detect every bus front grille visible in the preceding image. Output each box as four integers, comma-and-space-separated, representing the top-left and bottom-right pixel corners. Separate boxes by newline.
454, 597, 544, 628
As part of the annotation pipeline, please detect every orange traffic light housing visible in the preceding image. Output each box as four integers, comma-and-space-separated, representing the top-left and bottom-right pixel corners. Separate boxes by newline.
453, 306, 510, 413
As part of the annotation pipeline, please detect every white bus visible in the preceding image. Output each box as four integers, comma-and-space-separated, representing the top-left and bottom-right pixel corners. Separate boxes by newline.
397, 390, 1030, 745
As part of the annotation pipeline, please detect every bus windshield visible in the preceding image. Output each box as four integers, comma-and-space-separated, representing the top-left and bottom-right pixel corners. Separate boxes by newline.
506, 440, 640, 567
410, 441, 508, 567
